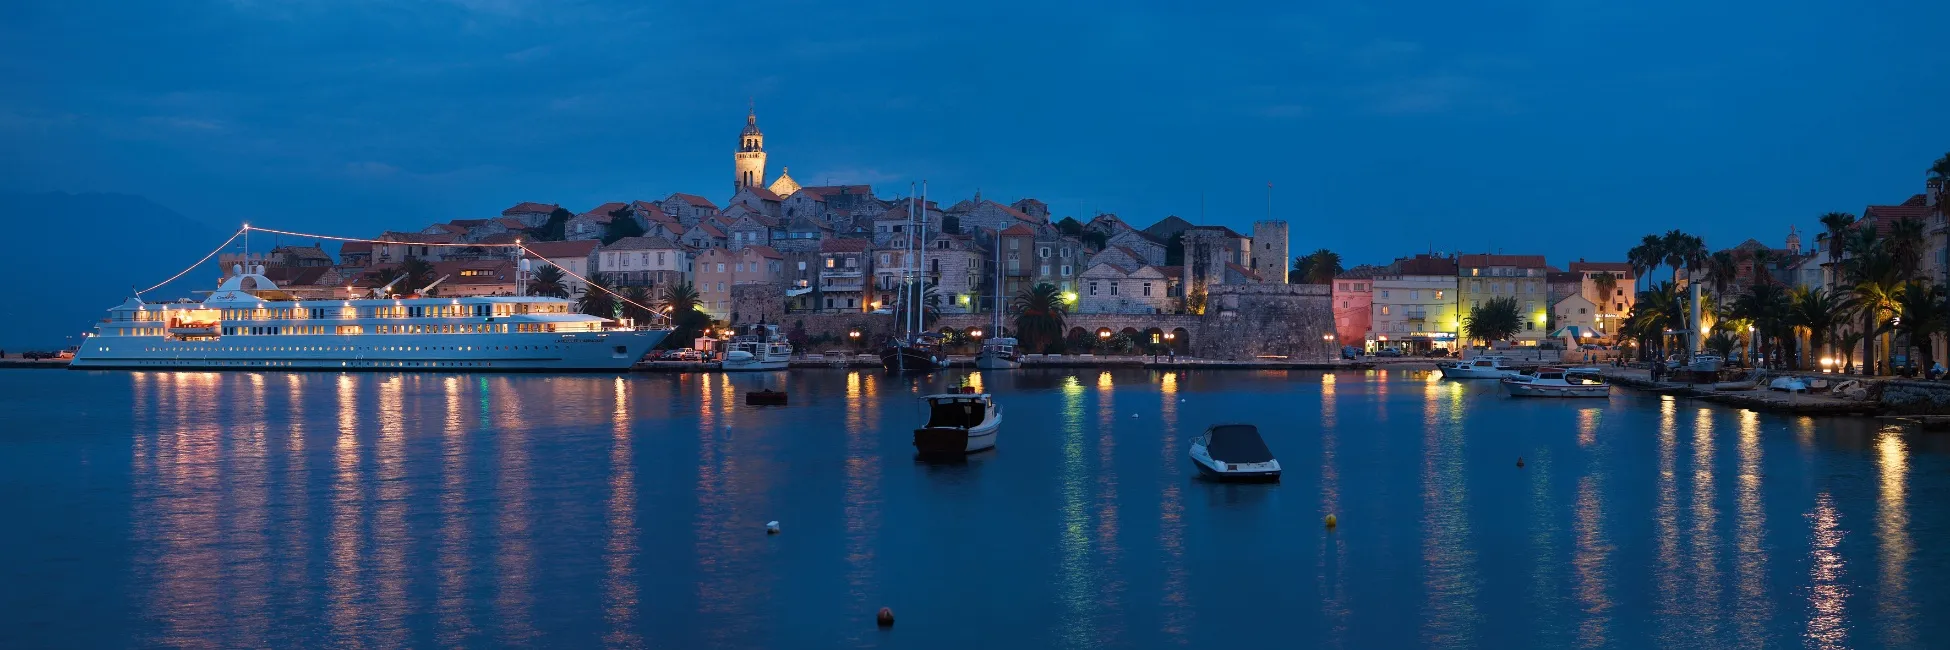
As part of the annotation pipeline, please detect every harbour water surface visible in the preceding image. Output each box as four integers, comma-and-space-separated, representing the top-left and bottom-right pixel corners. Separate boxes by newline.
2, 368, 1945, 648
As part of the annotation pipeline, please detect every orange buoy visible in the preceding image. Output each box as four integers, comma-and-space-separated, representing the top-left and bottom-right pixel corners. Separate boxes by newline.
876, 607, 895, 627
1325, 514, 1338, 528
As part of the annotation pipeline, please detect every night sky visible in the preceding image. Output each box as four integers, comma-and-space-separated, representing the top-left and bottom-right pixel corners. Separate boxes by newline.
3, 0, 1946, 266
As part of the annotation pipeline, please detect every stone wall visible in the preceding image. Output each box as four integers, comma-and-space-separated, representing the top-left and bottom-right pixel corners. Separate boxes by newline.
1196, 283, 1336, 361
729, 284, 785, 325
1876, 380, 1943, 414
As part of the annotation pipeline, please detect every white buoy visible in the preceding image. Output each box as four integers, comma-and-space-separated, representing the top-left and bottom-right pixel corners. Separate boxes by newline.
1131, 413, 1139, 418
766, 521, 781, 534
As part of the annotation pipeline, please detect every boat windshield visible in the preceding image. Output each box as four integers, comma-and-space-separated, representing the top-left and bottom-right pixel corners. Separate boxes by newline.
924, 398, 987, 428
1205, 424, 1274, 463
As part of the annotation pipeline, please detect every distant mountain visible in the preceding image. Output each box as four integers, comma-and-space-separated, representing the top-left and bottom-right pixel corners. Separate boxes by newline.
0, 192, 222, 351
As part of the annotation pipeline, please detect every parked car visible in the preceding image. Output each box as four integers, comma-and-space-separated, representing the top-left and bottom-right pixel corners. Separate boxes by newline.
675, 349, 704, 361
641, 349, 670, 361
21, 350, 57, 360
1422, 349, 1452, 358
1340, 346, 1362, 360
1375, 348, 1403, 358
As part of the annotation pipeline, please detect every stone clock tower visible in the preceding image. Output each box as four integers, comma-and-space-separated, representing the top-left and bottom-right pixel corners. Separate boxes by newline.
734, 106, 767, 194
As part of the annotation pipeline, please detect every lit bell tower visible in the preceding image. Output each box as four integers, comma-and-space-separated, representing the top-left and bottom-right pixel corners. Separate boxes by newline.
734, 103, 767, 194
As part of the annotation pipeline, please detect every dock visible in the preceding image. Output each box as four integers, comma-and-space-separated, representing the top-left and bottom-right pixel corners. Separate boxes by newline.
1600, 367, 1882, 416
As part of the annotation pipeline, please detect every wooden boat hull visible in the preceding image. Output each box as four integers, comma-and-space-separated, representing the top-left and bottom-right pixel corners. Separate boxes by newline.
881, 346, 945, 372
1502, 382, 1609, 398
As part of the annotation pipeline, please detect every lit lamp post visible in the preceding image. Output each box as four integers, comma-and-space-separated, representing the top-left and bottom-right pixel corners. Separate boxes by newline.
848, 329, 861, 348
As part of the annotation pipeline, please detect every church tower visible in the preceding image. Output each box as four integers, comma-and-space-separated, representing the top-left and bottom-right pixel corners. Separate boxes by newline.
734, 105, 767, 194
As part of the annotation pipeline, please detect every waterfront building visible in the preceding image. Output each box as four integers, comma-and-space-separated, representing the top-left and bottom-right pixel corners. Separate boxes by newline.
338, 241, 372, 267
816, 238, 872, 312
925, 232, 985, 313
1078, 261, 1177, 314
1550, 294, 1600, 341
522, 239, 599, 298
1369, 254, 1459, 353
1564, 261, 1634, 337
595, 236, 689, 291
695, 246, 784, 319
1456, 254, 1548, 345
1104, 230, 1167, 266
1031, 227, 1082, 294
996, 224, 1039, 301
373, 231, 461, 264
1332, 266, 1379, 347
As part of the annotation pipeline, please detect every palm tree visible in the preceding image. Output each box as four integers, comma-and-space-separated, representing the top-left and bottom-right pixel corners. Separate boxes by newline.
528, 264, 569, 298
661, 281, 702, 315
1819, 211, 1857, 265
1627, 234, 1666, 282
894, 280, 940, 329
1592, 272, 1619, 303
620, 285, 655, 324
658, 281, 709, 346
1733, 283, 1791, 366
1749, 248, 1777, 286
1893, 280, 1946, 374
1704, 250, 1740, 297
1787, 287, 1854, 370
1705, 331, 1740, 359
578, 279, 617, 318
1622, 282, 1687, 361
1012, 283, 1068, 353
1301, 249, 1342, 285
1462, 296, 1522, 346
1843, 229, 1901, 373
1660, 230, 1706, 286
1887, 217, 1927, 278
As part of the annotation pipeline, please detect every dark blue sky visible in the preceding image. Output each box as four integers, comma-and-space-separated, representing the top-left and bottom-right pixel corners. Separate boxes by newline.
3, 0, 1945, 267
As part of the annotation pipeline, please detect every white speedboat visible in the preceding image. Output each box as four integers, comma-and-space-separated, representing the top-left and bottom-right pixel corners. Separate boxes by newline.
720, 324, 792, 371
974, 337, 1021, 369
1440, 356, 1520, 379
1690, 355, 1725, 373
1189, 424, 1281, 482
70, 263, 667, 371
913, 390, 1001, 454
1501, 367, 1610, 398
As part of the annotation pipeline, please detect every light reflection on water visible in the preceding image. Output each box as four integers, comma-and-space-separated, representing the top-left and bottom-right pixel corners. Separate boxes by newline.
3, 368, 1945, 649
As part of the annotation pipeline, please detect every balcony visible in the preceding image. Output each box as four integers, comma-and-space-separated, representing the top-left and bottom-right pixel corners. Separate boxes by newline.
823, 277, 866, 291
1405, 310, 1428, 321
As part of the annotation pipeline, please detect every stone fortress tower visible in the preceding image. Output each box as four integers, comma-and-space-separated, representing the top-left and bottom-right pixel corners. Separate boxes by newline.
1252, 220, 1289, 283
734, 105, 767, 194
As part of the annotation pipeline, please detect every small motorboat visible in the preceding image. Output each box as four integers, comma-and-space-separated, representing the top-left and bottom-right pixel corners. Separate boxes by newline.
744, 389, 788, 406
721, 324, 793, 371
1501, 367, 1610, 398
1769, 376, 1808, 393
1440, 356, 1520, 379
974, 337, 1022, 369
1188, 424, 1281, 482
913, 392, 1000, 454
1690, 354, 1725, 373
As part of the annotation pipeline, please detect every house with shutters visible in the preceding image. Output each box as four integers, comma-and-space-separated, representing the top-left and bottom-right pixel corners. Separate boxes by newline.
816, 237, 873, 313
922, 233, 985, 314
1078, 260, 1178, 314
694, 245, 784, 319
595, 236, 689, 291
681, 221, 729, 250
729, 185, 784, 219
660, 193, 720, 227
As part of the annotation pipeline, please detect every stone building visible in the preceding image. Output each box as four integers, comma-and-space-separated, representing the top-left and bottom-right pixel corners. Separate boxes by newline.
817, 238, 872, 313
594, 236, 688, 290
694, 245, 784, 319
997, 223, 1039, 301
1180, 226, 1255, 312
923, 233, 984, 314
1566, 260, 1635, 337
1251, 220, 1289, 284
1104, 230, 1166, 266
661, 193, 719, 227
1079, 262, 1177, 314
1456, 253, 1549, 344
1196, 283, 1337, 360
566, 202, 628, 241
733, 107, 767, 194
499, 202, 559, 228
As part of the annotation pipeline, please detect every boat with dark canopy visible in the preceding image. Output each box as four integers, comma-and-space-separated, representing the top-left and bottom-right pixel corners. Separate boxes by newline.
1188, 424, 1281, 482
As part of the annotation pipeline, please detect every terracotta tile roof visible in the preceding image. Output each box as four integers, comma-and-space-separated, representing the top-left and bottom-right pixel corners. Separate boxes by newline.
999, 223, 1036, 236
668, 193, 717, 209
493, 217, 527, 229
448, 219, 486, 228
580, 202, 628, 218
431, 260, 515, 285
340, 241, 372, 255
1395, 255, 1458, 276
265, 266, 332, 286
1865, 195, 1931, 227
599, 236, 681, 251
631, 200, 666, 218
788, 189, 829, 203
1457, 254, 1546, 269
379, 231, 460, 244
653, 220, 686, 235
1546, 271, 1581, 284
502, 202, 558, 215
522, 240, 599, 258
820, 237, 872, 253
431, 223, 468, 234
799, 184, 873, 198
744, 245, 784, 259
695, 223, 726, 238
1150, 265, 1184, 278
1338, 264, 1384, 279
740, 186, 784, 202
474, 233, 520, 245
1567, 261, 1633, 275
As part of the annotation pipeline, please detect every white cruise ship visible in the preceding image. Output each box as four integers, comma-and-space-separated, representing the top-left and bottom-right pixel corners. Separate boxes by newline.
70, 265, 668, 371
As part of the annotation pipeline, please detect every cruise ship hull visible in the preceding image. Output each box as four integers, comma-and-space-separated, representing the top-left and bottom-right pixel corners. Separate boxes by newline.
69, 329, 668, 372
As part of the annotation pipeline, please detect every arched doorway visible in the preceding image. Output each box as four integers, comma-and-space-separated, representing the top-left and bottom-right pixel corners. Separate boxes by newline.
1169, 327, 1191, 356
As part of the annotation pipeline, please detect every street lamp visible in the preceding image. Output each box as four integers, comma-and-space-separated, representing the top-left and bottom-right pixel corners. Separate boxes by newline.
1098, 330, 1111, 339
848, 329, 861, 340
1322, 333, 1336, 342
1163, 332, 1175, 341
970, 328, 984, 338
